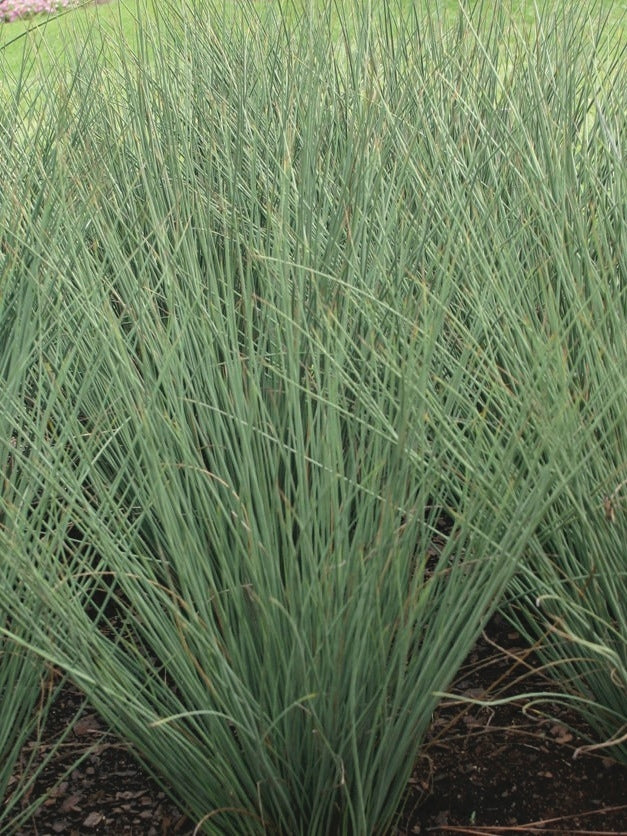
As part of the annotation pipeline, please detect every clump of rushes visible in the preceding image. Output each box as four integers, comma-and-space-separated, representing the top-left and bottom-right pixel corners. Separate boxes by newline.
0, 545, 56, 832
483, 5, 625, 764
1, 0, 625, 832
0, 495, 81, 833
0, 157, 88, 827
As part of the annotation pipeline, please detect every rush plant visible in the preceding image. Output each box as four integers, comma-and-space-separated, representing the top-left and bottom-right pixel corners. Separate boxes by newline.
1, 1, 624, 832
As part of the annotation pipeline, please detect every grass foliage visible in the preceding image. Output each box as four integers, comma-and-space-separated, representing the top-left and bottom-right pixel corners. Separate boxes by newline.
0, 134, 88, 828
1, 0, 625, 831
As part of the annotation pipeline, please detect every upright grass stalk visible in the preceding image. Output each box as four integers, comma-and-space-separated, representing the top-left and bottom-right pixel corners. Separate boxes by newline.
1, 0, 625, 831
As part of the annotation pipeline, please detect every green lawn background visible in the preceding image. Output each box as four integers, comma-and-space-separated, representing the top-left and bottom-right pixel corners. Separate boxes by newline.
1, 0, 624, 98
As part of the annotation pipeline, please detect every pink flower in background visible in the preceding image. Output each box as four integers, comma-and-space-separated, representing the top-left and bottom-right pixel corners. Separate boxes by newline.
1, 0, 82, 23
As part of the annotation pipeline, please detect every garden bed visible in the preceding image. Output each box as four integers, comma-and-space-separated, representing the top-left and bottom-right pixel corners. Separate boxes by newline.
11, 616, 627, 835
2, 3, 625, 833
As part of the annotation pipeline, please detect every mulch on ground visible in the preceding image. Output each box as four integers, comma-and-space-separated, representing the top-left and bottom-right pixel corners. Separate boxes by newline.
398, 614, 627, 834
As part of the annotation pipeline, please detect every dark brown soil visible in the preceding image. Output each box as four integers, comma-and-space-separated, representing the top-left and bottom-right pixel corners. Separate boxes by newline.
396, 614, 627, 835
9, 615, 627, 835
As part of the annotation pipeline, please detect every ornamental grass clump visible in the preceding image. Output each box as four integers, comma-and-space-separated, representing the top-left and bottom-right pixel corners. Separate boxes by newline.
478, 6, 626, 763
0, 475, 81, 833
1, 0, 625, 831
0, 147, 88, 830
498, 53, 627, 745
0, 557, 57, 832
